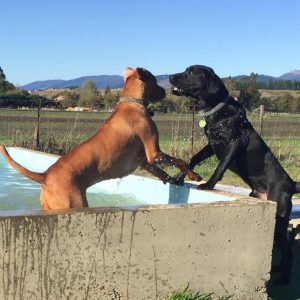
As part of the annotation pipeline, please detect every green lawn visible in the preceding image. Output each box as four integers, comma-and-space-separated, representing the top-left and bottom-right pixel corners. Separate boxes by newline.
0, 109, 299, 183
1, 108, 300, 299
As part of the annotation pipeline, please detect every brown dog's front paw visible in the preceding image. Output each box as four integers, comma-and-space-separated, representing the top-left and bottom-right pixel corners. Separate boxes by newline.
188, 171, 202, 182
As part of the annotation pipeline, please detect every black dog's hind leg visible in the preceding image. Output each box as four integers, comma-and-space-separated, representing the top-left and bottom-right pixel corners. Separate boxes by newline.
273, 215, 293, 285
270, 191, 293, 285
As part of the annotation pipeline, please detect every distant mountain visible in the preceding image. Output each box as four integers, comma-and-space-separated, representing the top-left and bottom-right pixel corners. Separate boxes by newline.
21, 70, 300, 91
278, 70, 300, 81
232, 74, 277, 83
256, 75, 277, 83
21, 75, 124, 91
155, 75, 170, 89
21, 79, 66, 90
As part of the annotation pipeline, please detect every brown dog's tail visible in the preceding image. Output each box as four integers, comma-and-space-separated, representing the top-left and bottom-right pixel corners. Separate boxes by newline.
0, 146, 44, 184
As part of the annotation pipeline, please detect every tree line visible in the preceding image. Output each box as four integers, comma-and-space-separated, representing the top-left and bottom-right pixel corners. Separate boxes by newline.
59, 80, 120, 110
257, 79, 300, 90
1, 66, 300, 112
223, 74, 300, 112
0, 67, 58, 108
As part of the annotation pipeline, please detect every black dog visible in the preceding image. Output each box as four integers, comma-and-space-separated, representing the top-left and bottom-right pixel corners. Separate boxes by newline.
169, 65, 300, 285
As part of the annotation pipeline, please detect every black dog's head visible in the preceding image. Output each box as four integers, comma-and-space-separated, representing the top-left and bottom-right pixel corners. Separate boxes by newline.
169, 65, 228, 107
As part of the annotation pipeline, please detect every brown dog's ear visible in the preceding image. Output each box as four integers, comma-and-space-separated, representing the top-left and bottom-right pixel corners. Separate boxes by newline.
136, 68, 150, 81
124, 67, 136, 82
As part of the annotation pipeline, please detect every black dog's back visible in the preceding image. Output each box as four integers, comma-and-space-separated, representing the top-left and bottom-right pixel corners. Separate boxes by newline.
208, 98, 297, 201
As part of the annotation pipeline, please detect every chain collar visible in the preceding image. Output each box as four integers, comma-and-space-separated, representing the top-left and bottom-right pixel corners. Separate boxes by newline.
200, 94, 231, 117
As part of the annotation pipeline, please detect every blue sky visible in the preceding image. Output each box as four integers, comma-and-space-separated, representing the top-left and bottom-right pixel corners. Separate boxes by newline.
1, 0, 299, 85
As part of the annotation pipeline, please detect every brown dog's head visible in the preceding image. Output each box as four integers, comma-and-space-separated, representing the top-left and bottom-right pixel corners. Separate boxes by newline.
169, 65, 228, 108
122, 67, 165, 103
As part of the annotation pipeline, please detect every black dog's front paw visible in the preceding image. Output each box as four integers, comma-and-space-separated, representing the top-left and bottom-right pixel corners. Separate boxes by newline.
172, 172, 186, 184
168, 175, 184, 186
197, 182, 214, 190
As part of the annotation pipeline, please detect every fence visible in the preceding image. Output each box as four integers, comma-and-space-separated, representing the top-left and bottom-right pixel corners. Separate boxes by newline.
0, 105, 300, 164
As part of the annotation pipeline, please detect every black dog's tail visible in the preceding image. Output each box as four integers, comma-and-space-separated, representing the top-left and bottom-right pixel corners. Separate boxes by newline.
295, 182, 300, 194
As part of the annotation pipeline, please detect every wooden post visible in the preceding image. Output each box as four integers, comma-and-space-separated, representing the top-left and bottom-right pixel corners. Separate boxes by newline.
191, 105, 195, 153
259, 104, 264, 136
34, 99, 41, 150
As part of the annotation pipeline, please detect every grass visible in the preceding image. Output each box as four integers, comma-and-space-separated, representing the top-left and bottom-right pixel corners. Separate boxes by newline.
1, 108, 300, 299
259, 89, 300, 99
1, 108, 300, 184
165, 285, 232, 300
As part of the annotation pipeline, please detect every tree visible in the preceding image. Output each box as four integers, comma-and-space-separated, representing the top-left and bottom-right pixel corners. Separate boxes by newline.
103, 85, 118, 109
79, 80, 100, 108
0, 67, 6, 81
223, 76, 238, 92
237, 73, 261, 109
60, 90, 79, 108
0, 66, 15, 93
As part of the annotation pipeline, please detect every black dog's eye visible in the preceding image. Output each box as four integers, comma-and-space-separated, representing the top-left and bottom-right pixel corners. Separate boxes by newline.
189, 70, 194, 75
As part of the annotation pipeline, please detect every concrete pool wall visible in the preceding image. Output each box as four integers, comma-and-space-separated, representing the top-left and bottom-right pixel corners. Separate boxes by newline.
0, 148, 277, 299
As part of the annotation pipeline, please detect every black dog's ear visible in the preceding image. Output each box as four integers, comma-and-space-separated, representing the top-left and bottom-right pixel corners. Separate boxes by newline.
206, 70, 224, 95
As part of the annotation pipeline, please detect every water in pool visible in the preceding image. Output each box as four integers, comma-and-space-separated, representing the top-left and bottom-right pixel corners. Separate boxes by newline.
0, 155, 146, 211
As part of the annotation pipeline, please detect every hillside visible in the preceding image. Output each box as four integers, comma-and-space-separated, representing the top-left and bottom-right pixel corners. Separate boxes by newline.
21, 70, 300, 91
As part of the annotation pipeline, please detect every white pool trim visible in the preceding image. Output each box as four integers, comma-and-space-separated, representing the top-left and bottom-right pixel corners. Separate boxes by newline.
3, 147, 235, 206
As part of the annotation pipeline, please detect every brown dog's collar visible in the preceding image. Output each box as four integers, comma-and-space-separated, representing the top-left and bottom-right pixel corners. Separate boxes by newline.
119, 96, 145, 105
119, 96, 155, 116
200, 94, 231, 117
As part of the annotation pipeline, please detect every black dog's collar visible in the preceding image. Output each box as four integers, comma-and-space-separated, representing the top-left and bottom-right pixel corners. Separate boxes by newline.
200, 94, 231, 117
119, 96, 155, 116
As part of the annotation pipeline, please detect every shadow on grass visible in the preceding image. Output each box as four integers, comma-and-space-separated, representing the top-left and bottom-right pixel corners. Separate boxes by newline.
267, 240, 300, 300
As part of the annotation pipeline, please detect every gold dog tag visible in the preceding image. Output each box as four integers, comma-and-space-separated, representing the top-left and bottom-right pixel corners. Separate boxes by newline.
199, 119, 206, 128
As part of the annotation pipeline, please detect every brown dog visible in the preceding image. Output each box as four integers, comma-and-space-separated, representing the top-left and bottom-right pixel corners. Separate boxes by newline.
0, 67, 201, 210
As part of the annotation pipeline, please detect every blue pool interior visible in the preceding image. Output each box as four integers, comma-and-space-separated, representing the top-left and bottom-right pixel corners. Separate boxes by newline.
0, 147, 235, 212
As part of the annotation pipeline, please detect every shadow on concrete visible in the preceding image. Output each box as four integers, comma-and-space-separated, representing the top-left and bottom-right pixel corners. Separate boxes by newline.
267, 240, 300, 300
